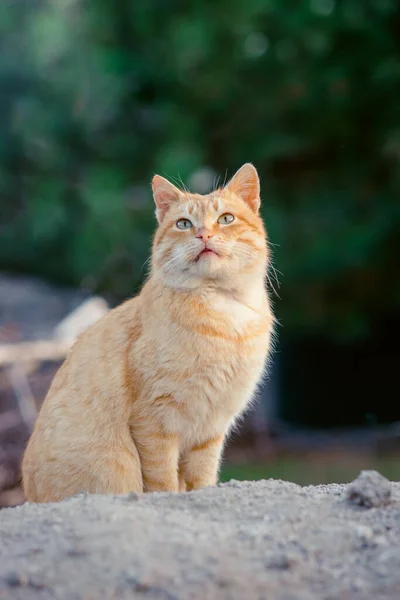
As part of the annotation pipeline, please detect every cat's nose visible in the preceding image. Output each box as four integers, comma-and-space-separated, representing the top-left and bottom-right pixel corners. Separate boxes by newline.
196, 229, 214, 242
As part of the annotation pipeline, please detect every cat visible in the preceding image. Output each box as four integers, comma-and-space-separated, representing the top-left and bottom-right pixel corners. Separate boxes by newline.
22, 163, 274, 502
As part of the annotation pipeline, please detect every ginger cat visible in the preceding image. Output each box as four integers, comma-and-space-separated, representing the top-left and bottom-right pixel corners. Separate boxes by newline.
22, 164, 274, 502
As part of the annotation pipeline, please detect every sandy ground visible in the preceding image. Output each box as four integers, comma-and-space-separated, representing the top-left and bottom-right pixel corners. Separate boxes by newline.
0, 471, 399, 600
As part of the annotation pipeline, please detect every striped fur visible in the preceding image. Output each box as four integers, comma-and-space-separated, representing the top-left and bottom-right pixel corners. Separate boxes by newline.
22, 164, 274, 502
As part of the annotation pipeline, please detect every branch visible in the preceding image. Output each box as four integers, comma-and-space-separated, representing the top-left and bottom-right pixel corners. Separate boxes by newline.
0, 340, 71, 367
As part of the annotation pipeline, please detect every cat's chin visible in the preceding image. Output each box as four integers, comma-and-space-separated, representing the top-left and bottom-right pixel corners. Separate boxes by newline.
193, 258, 227, 282
195, 248, 220, 262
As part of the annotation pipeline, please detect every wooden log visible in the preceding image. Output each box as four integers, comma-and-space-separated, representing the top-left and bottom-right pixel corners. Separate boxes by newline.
0, 340, 71, 367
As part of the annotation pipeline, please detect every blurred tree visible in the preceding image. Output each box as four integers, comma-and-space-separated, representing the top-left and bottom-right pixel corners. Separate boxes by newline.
0, 0, 399, 346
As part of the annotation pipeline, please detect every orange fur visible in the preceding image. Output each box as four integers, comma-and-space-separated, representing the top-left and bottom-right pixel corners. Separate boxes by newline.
22, 164, 274, 502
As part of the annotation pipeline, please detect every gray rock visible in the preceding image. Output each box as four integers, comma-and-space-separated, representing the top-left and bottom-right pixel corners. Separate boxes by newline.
346, 470, 392, 508
1, 472, 400, 600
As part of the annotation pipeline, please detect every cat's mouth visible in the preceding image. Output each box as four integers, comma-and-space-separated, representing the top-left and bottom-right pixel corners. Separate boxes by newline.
195, 247, 219, 261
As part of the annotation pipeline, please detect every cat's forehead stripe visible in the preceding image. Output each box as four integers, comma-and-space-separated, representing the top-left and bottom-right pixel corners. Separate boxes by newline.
183, 195, 225, 215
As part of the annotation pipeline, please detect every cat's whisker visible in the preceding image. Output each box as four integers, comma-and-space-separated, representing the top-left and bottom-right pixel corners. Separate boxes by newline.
163, 173, 190, 194
269, 264, 282, 289
140, 256, 152, 276
221, 169, 229, 189
213, 174, 221, 191
267, 272, 281, 299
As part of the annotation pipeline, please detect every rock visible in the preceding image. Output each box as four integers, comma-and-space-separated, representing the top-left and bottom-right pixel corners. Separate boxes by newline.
346, 470, 392, 508
265, 553, 295, 570
66, 545, 88, 557
2, 571, 28, 587
1, 477, 400, 600
125, 491, 140, 502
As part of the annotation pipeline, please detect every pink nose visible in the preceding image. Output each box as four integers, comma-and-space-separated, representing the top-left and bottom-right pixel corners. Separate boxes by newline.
196, 229, 213, 242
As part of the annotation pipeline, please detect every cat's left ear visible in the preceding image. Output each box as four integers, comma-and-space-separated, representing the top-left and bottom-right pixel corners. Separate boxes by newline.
224, 163, 260, 213
152, 175, 181, 223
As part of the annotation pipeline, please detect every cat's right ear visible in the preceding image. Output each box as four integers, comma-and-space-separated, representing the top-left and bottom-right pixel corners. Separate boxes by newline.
152, 175, 181, 223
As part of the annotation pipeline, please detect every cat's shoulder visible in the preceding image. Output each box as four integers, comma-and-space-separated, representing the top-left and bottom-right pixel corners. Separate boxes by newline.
71, 294, 142, 348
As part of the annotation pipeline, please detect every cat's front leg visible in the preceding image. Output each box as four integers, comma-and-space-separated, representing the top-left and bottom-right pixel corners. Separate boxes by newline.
178, 464, 187, 492
181, 434, 225, 491
134, 427, 180, 493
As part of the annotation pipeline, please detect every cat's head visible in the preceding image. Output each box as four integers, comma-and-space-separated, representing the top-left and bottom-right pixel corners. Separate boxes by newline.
151, 164, 268, 290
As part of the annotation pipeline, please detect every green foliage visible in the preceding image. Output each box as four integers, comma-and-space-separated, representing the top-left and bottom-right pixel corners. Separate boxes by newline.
221, 453, 400, 485
1, 0, 399, 341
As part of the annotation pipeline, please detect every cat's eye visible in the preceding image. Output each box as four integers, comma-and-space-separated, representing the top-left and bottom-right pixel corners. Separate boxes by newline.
176, 218, 193, 230
218, 213, 235, 225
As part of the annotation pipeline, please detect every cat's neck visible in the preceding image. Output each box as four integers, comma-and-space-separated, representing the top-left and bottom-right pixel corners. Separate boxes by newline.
148, 269, 268, 313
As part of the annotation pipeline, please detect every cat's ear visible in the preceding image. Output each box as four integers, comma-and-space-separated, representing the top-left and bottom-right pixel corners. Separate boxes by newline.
152, 175, 181, 222
224, 163, 260, 213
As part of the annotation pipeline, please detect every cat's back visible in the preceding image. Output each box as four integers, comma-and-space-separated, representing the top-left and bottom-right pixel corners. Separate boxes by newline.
22, 294, 145, 500
23, 296, 142, 455
48, 294, 142, 394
